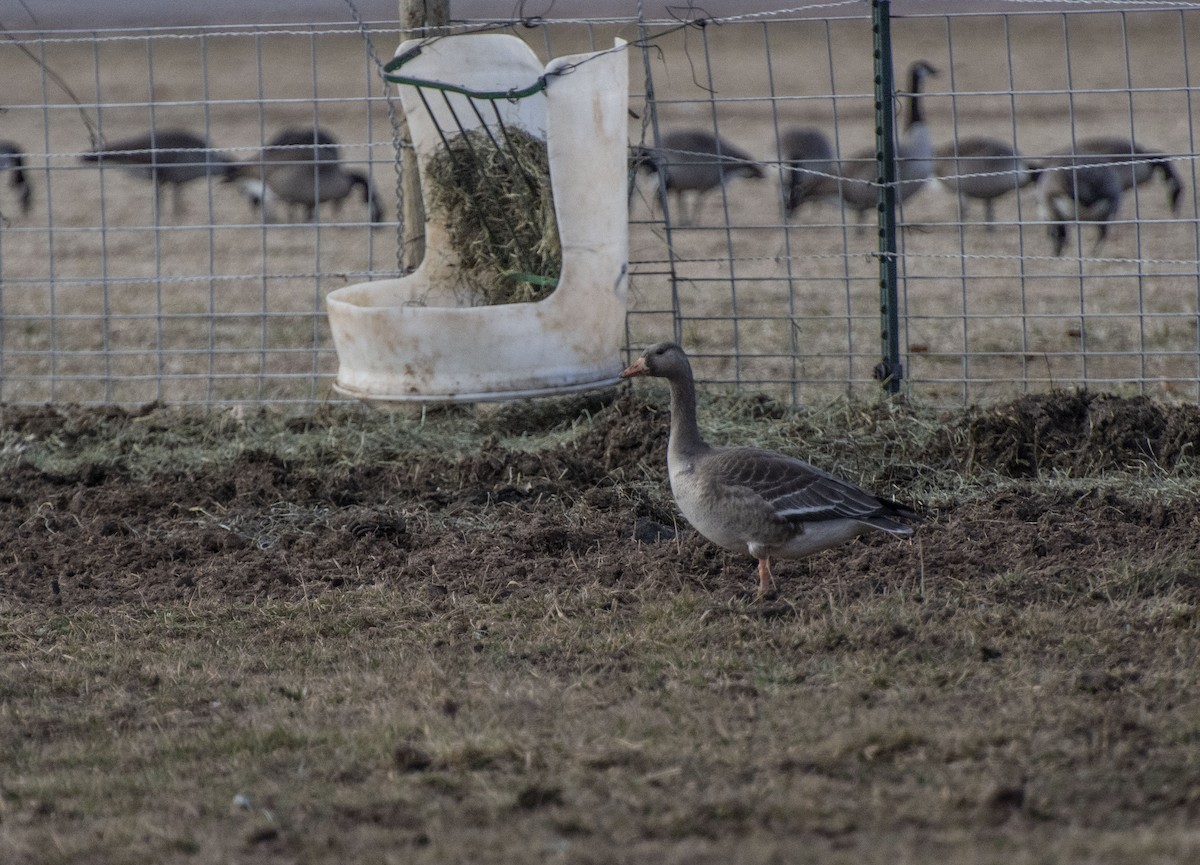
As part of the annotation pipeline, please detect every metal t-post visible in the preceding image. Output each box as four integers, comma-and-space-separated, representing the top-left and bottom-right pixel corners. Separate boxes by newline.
872, 0, 903, 394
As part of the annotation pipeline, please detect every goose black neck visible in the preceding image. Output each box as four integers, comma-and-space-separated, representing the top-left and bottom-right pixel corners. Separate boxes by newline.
907, 68, 925, 128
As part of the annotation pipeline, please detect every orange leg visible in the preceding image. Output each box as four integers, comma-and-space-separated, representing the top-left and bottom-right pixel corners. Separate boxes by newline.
757, 558, 774, 599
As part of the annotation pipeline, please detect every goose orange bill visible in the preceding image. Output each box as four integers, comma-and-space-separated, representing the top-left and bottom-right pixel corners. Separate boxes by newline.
620, 357, 649, 378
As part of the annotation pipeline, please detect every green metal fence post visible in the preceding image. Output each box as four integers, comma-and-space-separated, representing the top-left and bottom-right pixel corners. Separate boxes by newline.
872, 0, 903, 394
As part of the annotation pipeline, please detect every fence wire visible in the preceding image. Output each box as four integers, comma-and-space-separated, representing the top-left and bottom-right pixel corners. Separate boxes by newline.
0, 2, 1196, 406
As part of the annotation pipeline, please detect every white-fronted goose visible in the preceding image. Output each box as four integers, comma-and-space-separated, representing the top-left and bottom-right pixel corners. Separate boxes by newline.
1035, 155, 1123, 256
620, 342, 922, 598
79, 128, 236, 216
631, 129, 763, 226
232, 127, 382, 225
0, 141, 32, 216
934, 137, 1041, 228
1074, 136, 1183, 213
783, 60, 938, 231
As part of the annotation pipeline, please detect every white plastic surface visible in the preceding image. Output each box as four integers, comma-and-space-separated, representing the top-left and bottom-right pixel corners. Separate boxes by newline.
325, 34, 629, 403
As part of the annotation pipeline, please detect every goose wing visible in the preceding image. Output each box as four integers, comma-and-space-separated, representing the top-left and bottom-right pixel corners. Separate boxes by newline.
704, 446, 916, 530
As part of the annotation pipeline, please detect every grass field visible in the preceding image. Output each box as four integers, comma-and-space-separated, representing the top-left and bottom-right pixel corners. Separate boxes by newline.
3, 390, 1200, 863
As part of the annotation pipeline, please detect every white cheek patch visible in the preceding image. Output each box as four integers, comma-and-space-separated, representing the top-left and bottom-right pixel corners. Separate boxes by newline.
238, 178, 277, 221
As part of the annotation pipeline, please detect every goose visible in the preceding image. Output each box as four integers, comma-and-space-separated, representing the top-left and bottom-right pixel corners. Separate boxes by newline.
231, 127, 383, 225
779, 127, 834, 220
784, 60, 938, 231
1073, 136, 1183, 213
620, 342, 922, 598
777, 126, 851, 220
934, 137, 1041, 228
631, 129, 763, 226
1035, 154, 1123, 257
0, 141, 32, 217
79, 128, 237, 216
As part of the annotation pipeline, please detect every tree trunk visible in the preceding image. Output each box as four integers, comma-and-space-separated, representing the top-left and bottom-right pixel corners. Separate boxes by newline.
397, 0, 450, 268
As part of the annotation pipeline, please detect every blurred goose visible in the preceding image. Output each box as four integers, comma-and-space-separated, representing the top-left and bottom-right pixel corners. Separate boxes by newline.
0, 141, 32, 217
620, 342, 922, 598
784, 60, 938, 231
631, 129, 763, 225
232, 127, 382, 225
1036, 155, 1123, 256
779, 127, 834, 220
1074, 136, 1183, 213
934, 137, 1041, 228
79, 128, 236, 215
0, 140, 32, 215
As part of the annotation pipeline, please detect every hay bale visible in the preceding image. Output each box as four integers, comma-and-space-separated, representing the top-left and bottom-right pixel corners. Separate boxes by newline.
425, 127, 561, 305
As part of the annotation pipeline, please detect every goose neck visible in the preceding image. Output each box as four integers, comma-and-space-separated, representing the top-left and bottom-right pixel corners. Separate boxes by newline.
665, 368, 708, 457
906, 67, 926, 128
907, 91, 924, 128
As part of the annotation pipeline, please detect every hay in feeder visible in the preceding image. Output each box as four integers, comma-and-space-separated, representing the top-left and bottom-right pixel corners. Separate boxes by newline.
424, 127, 561, 305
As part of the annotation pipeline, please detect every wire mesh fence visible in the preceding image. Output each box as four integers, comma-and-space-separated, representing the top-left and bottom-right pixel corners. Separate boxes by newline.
0, 20, 401, 406
0, 2, 1197, 407
624, 1, 1200, 405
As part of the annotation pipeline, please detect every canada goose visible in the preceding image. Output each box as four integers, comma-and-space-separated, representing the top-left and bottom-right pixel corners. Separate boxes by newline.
0, 141, 32, 216
784, 60, 938, 231
1035, 155, 1123, 256
779, 127, 834, 219
934, 137, 1041, 229
232, 127, 383, 225
1074, 136, 1183, 213
79, 128, 236, 216
631, 129, 763, 226
620, 342, 922, 599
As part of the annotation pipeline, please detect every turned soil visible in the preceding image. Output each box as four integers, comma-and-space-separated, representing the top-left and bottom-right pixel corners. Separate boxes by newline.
3, 390, 1199, 611
3, 392, 1200, 865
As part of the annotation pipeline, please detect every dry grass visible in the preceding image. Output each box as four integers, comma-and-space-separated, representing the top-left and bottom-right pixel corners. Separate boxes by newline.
3, 395, 1200, 863
5, 549, 1200, 864
424, 127, 560, 304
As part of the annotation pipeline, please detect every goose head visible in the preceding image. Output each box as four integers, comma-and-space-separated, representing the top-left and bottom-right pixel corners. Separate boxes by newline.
629, 145, 660, 177
906, 60, 939, 93
620, 341, 691, 381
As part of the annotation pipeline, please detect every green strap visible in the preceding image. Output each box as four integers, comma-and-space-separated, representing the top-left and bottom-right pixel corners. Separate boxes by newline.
508, 273, 559, 287
383, 47, 548, 101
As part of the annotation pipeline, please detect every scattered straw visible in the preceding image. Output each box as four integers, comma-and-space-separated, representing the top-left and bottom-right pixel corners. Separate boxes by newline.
425, 127, 561, 305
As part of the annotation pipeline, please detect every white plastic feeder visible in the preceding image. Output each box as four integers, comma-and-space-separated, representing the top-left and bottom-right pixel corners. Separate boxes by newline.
325, 34, 629, 403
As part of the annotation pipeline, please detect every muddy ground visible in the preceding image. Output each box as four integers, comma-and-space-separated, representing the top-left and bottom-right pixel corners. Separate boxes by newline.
4, 392, 1200, 865
3, 390, 1199, 612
